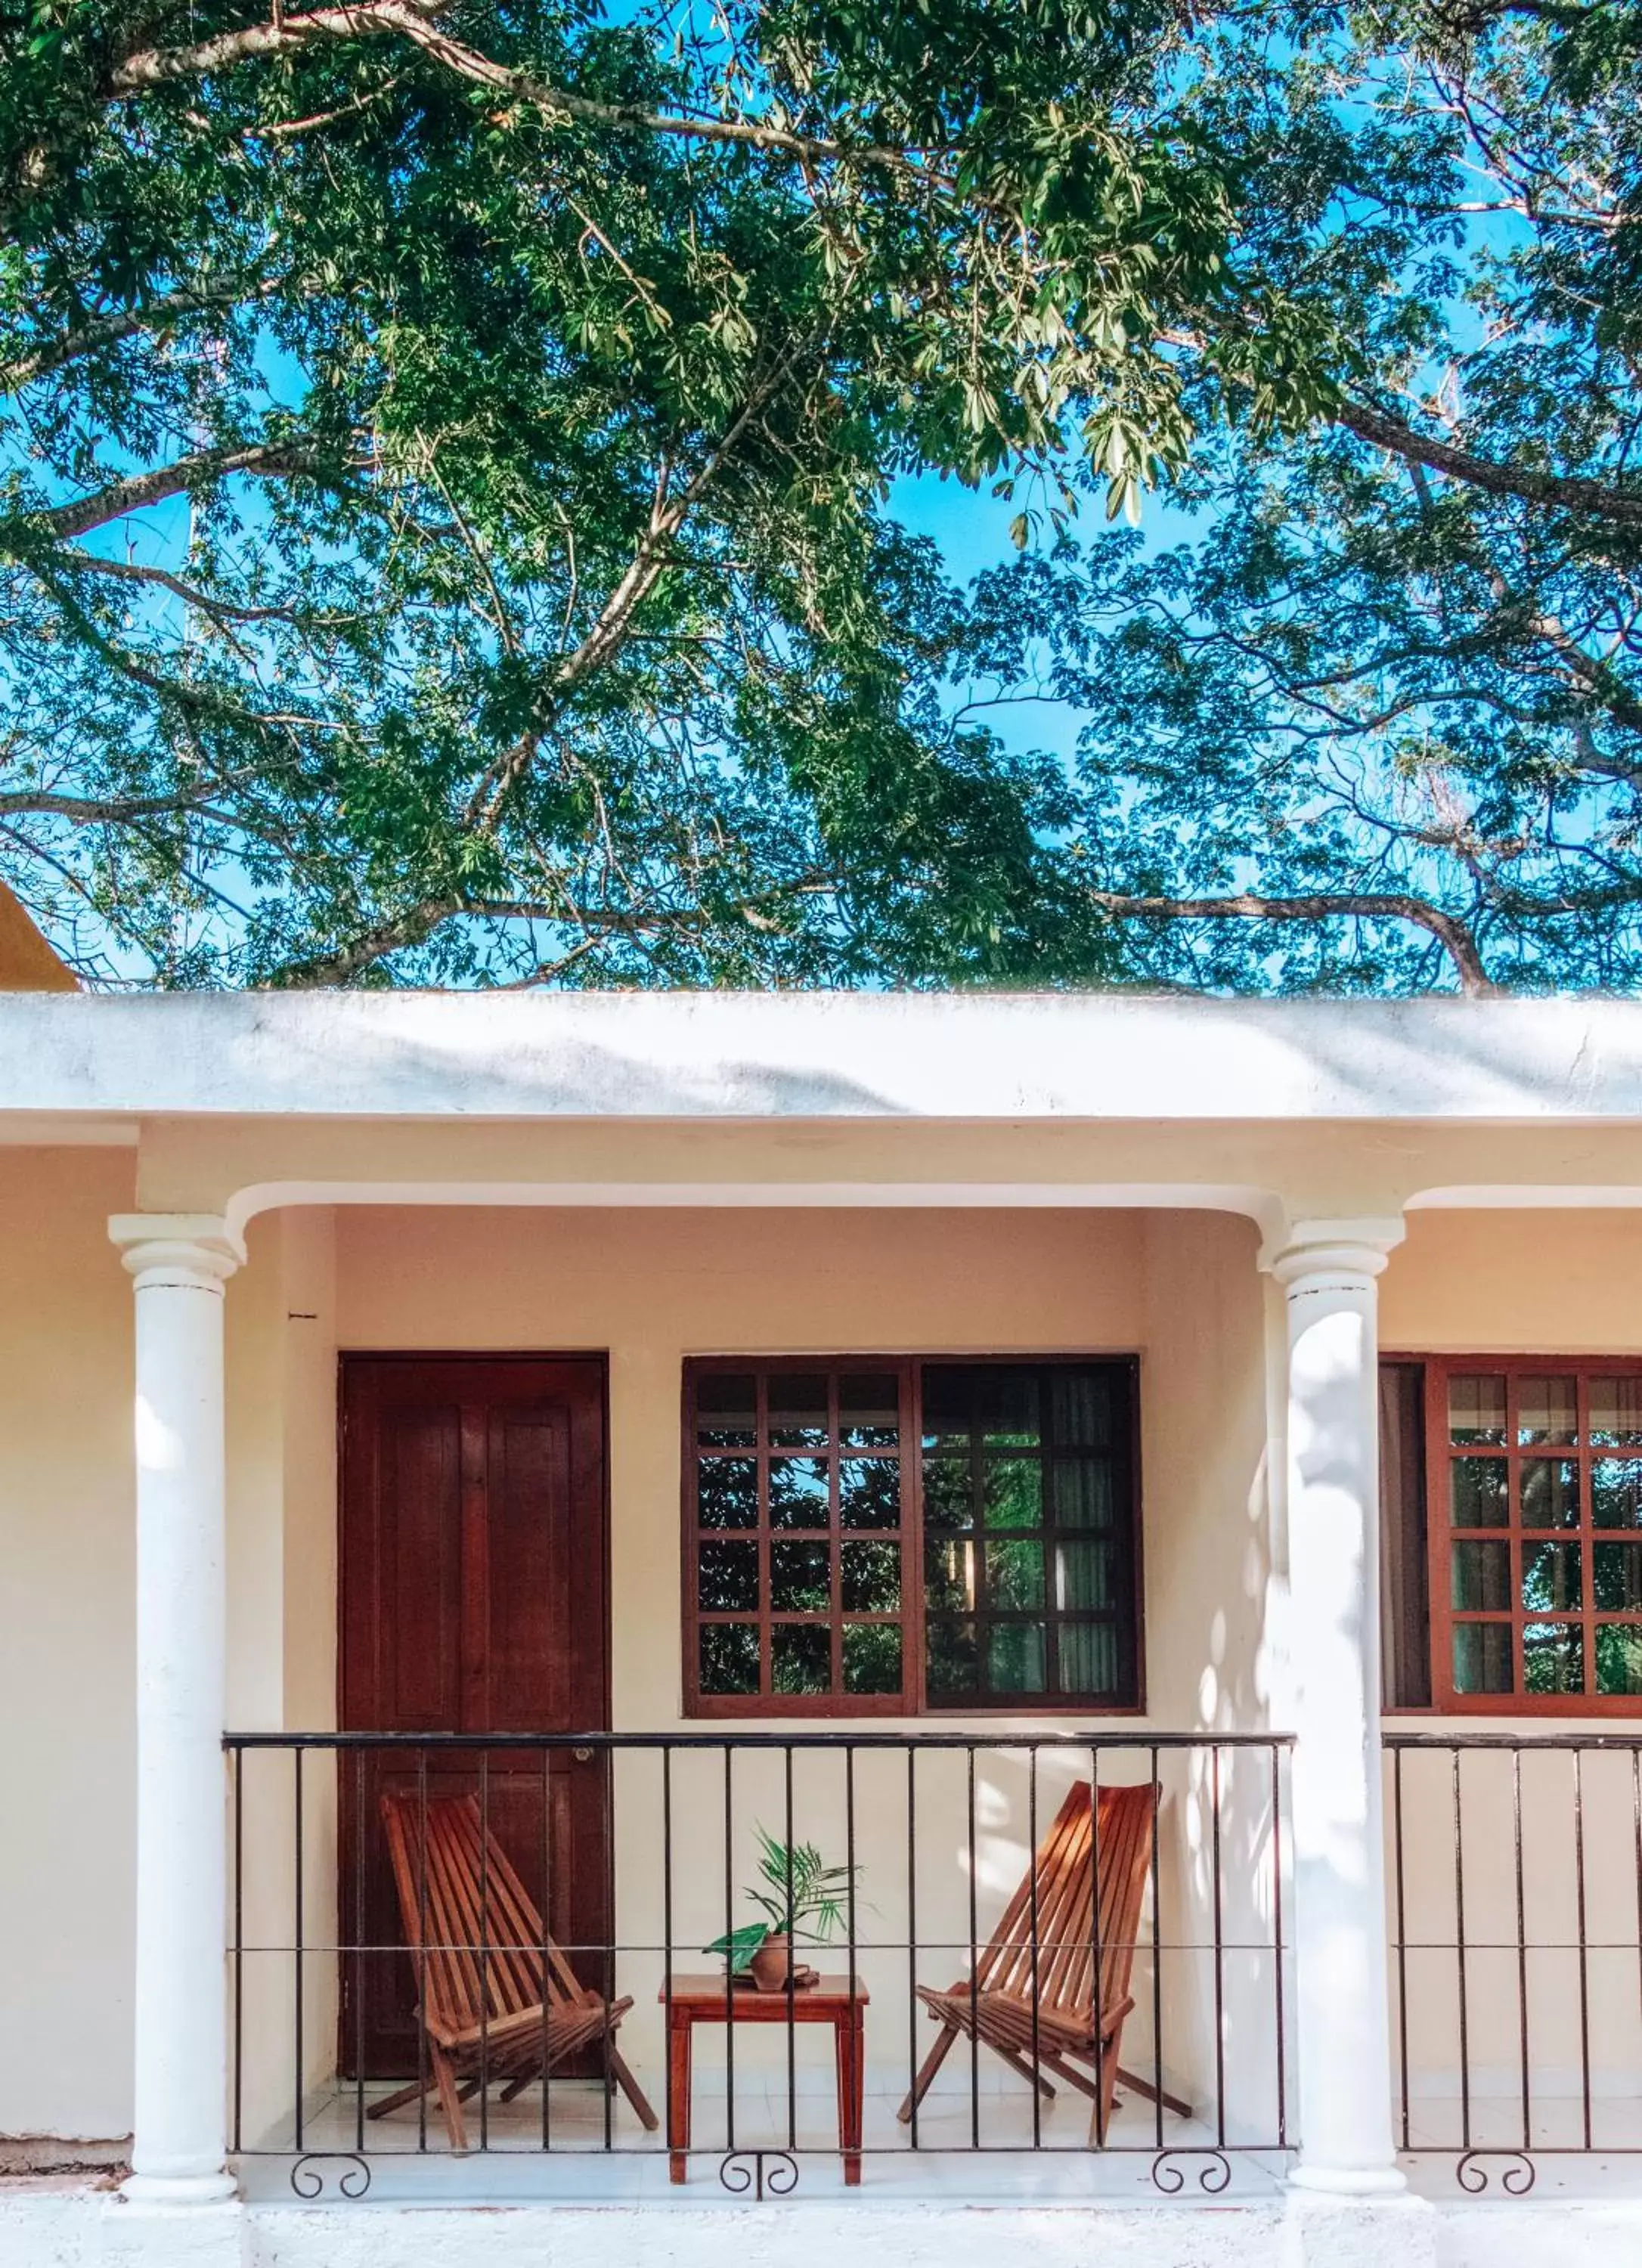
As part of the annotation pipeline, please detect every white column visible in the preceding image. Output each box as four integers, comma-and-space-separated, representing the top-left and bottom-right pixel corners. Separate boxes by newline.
1268, 1218, 1405, 2196
110, 1214, 244, 2205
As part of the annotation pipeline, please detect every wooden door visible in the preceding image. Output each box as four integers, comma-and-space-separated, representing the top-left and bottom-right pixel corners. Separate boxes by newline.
338, 1354, 609, 2077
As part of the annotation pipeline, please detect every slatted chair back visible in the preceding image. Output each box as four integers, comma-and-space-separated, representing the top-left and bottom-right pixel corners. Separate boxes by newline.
380, 1791, 587, 2040
974, 1781, 1155, 2025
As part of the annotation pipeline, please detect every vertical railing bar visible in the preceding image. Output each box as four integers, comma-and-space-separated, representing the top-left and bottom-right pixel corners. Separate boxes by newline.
1028, 1746, 1041, 2151
1634, 1749, 1642, 2127
293, 1747, 305, 2154
417, 1747, 429, 2153
1149, 1743, 1163, 2152
784, 1743, 796, 2154
231, 1745, 243, 2158
1272, 1740, 1287, 2154
1453, 1745, 1471, 2154
1393, 1743, 1410, 2154
354, 1747, 366, 2154
662, 1746, 674, 2161
1210, 1743, 1225, 2152
602, 1743, 614, 2155
541, 1745, 553, 2155
1513, 1748, 1529, 2154
906, 1744, 919, 2152
1575, 1747, 1591, 2153
967, 1746, 979, 2152
1089, 1743, 1104, 2148
478, 1750, 491, 2152
845, 1743, 858, 2050
724, 1743, 736, 2155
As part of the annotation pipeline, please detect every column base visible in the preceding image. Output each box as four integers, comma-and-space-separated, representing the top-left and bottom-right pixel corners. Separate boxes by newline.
1289, 2164, 1408, 2198
119, 2172, 239, 2207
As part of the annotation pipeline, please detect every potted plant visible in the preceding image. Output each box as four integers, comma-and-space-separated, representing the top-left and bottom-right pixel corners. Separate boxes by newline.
705, 1826, 858, 1991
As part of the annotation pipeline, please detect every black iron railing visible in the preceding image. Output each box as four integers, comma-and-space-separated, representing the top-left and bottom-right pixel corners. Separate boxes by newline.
1385, 1732, 1642, 2193
224, 1729, 1293, 2198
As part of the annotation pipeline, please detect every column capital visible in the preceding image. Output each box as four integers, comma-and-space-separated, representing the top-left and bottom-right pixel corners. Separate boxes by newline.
110, 1213, 245, 1292
1262, 1214, 1405, 1287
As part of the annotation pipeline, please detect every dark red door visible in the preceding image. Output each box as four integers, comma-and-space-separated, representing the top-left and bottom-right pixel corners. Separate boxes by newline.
338, 1354, 610, 2077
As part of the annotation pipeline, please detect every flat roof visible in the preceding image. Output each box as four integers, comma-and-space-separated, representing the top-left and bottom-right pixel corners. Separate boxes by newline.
0, 990, 1638, 1126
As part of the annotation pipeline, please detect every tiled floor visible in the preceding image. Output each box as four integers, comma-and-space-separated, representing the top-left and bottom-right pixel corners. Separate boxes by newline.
237, 2073, 1288, 2204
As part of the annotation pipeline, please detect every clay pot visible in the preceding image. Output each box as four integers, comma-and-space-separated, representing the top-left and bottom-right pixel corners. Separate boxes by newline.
748, 1932, 792, 1992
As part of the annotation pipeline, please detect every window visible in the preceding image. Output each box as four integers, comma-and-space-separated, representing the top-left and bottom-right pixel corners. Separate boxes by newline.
683, 1357, 1142, 1715
1384, 1357, 1642, 1712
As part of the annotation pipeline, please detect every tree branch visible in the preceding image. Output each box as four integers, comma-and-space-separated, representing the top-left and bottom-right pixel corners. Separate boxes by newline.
0, 278, 270, 392
1085, 888, 1500, 995
1337, 399, 1642, 528
9, 439, 337, 542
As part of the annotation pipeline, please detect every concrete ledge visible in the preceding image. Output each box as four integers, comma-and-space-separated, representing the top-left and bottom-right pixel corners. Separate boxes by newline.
6, 2189, 1642, 2268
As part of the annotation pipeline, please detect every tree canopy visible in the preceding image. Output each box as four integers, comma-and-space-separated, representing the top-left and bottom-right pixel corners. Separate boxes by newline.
2, 1, 1640, 993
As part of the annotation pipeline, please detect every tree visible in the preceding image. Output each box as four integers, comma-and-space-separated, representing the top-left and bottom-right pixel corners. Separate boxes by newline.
956, 0, 1642, 994
0, 0, 1252, 987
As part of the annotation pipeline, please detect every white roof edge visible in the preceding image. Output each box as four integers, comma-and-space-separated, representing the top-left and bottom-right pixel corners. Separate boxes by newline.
0, 989, 1634, 1123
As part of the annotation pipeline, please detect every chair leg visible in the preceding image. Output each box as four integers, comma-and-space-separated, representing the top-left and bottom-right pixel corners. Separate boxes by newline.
430, 2044, 469, 2152
367, 2075, 433, 2121
1115, 2064, 1192, 2120
1090, 2034, 1121, 2148
896, 2019, 959, 2124
609, 2046, 660, 2131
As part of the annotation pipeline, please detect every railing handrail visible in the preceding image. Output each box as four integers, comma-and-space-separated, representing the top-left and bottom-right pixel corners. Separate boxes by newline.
224, 1727, 1294, 1752
1383, 1729, 1642, 1752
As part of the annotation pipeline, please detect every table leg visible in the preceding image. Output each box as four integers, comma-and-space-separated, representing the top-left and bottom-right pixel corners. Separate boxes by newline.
837, 2012, 864, 2186
668, 2015, 692, 2184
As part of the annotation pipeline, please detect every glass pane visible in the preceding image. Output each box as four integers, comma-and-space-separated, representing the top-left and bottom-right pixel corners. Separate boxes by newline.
842, 1622, 902, 1696
699, 1539, 759, 1613
770, 1539, 830, 1613
1517, 1376, 1576, 1446
987, 1622, 1046, 1693
698, 1457, 757, 1529
983, 1457, 1043, 1531
768, 1455, 829, 1529
925, 1535, 976, 1614
1058, 1620, 1118, 1695
1055, 1539, 1114, 1610
1450, 1458, 1507, 1528
1049, 1369, 1112, 1448
926, 1617, 977, 1697
1593, 1541, 1642, 1611
1449, 1374, 1507, 1445
1523, 1620, 1584, 1696
1520, 1458, 1579, 1529
922, 1456, 972, 1534
700, 1622, 759, 1695
922, 1365, 1039, 1448
1050, 1459, 1114, 1529
771, 1625, 830, 1694
1595, 1622, 1642, 1696
838, 1456, 900, 1529
769, 1374, 829, 1447
1451, 1540, 1510, 1612
1521, 1540, 1582, 1613
1589, 1377, 1642, 1447
984, 1538, 1045, 1610
1593, 1458, 1642, 1529
841, 1539, 900, 1613
696, 1373, 756, 1448
1453, 1622, 1513, 1695
839, 1373, 899, 1449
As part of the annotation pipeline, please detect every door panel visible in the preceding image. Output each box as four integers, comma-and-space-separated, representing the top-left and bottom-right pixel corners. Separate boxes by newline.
339, 1356, 609, 2078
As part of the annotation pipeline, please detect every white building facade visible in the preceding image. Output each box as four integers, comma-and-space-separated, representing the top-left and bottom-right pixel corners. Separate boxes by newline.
3, 990, 1642, 2268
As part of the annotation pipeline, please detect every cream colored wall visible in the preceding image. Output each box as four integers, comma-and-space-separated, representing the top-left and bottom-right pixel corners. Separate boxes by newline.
0, 1148, 135, 2140
1382, 1213, 1642, 2121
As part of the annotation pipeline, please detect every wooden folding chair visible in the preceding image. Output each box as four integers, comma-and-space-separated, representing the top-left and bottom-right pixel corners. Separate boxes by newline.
371, 1790, 658, 2151
897, 1780, 1176, 2143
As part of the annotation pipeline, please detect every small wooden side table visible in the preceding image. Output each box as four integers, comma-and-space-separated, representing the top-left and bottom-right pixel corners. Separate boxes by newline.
658, 1972, 869, 2185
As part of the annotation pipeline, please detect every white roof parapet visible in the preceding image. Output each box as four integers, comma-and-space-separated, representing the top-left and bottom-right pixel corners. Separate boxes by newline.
0, 989, 1633, 1124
